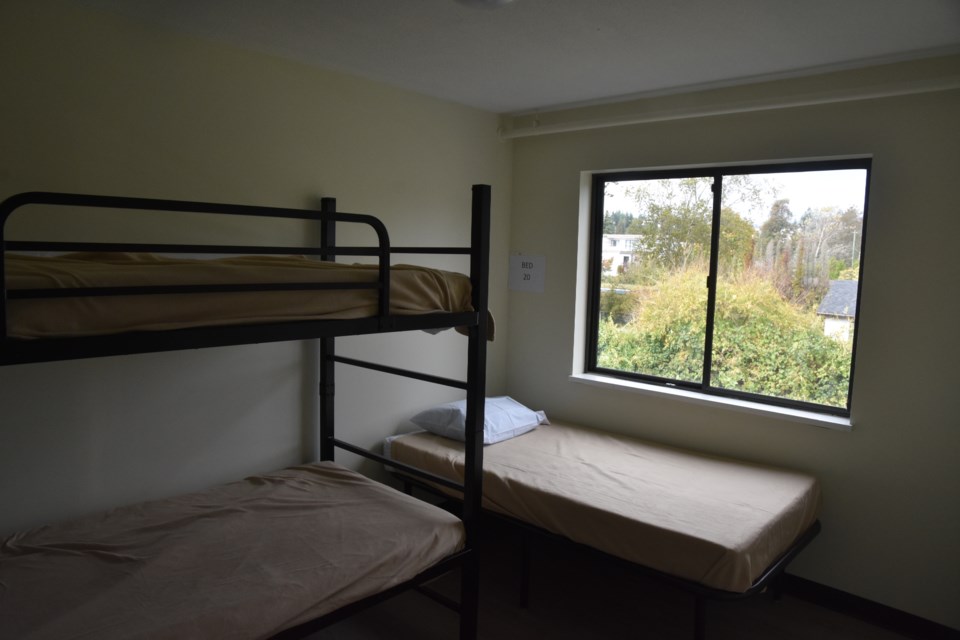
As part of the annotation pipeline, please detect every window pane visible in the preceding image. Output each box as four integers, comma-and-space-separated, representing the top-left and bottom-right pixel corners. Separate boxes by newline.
596, 177, 713, 384
712, 169, 867, 408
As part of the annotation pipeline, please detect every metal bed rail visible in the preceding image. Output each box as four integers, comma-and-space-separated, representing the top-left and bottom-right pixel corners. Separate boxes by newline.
0, 191, 391, 340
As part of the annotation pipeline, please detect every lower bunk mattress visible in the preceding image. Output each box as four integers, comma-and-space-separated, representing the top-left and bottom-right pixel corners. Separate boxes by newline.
0, 461, 465, 640
386, 421, 821, 593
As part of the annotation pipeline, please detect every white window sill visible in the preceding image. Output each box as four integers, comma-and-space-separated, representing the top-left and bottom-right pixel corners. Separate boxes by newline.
569, 372, 852, 431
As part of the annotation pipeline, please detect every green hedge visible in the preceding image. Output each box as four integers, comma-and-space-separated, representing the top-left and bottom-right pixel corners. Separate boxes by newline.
598, 267, 851, 408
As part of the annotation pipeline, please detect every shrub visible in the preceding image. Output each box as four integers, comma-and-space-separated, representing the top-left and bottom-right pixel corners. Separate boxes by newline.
597, 267, 852, 407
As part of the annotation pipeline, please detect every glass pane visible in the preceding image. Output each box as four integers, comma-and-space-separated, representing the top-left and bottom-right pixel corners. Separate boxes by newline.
596, 177, 713, 384
712, 169, 867, 408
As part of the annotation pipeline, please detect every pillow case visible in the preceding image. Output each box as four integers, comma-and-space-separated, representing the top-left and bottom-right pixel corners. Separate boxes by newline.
410, 396, 548, 445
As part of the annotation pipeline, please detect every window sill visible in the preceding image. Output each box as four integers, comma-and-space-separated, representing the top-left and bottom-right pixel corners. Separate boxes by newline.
569, 372, 852, 431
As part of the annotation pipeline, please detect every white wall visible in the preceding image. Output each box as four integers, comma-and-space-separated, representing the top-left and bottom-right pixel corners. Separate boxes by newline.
506, 81, 960, 628
0, 0, 511, 534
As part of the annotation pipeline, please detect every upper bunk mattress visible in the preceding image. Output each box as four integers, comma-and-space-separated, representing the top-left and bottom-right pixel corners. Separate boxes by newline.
5, 252, 485, 339
387, 422, 821, 593
0, 461, 465, 640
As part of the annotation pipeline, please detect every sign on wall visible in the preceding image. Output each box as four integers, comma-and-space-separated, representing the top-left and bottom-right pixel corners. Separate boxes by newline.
508, 254, 545, 293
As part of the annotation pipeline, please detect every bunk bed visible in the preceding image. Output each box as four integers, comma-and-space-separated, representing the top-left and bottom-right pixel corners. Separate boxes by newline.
385, 417, 821, 640
0, 186, 492, 640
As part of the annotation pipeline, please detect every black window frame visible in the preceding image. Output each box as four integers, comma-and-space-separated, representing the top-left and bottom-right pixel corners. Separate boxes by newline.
586, 158, 871, 417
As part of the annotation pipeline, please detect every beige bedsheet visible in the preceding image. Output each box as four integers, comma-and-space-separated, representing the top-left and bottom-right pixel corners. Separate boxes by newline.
5, 252, 492, 339
388, 422, 820, 593
0, 462, 465, 640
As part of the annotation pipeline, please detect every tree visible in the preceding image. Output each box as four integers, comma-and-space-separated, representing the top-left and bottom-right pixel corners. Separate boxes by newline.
718, 207, 755, 274
603, 211, 636, 234
825, 206, 863, 267
617, 176, 760, 284
795, 206, 863, 289
623, 177, 713, 276
759, 199, 796, 250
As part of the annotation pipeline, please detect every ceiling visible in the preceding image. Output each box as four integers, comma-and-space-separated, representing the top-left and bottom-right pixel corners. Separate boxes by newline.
77, 0, 960, 114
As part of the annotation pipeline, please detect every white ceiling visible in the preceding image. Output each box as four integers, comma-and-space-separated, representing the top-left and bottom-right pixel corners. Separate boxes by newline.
77, 0, 960, 114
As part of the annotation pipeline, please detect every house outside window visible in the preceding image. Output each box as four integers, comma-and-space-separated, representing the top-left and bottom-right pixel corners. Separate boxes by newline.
817, 280, 858, 342
601, 234, 643, 274
587, 158, 870, 416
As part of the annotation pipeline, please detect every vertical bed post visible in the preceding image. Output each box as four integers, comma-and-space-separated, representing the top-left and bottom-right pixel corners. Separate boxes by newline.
520, 530, 531, 608
693, 595, 706, 640
460, 184, 490, 640
0, 196, 16, 342
318, 196, 337, 462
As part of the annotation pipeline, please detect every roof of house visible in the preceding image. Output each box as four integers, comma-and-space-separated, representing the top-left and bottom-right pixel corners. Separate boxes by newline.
817, 280, 859, 318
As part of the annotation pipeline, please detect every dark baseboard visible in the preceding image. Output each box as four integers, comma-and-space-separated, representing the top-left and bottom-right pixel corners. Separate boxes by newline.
779, 574, 959, 640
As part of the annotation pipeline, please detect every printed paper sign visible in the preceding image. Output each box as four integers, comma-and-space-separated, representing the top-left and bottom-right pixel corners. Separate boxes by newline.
509, 254, 545, 293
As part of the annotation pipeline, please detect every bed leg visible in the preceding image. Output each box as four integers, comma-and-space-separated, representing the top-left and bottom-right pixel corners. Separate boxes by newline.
769, 574, 785, 602
460, 552, 479, 640
693, 595, 706, 640
519, 530, 531, 609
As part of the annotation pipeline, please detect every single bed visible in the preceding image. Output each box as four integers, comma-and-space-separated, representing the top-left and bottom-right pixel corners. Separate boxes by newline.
0, 187, 492, 640
0, 462, 464, 640
386, 417, 821, 638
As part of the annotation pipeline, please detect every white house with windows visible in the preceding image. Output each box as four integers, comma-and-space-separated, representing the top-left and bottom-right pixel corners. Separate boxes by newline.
601, 234, 642, 275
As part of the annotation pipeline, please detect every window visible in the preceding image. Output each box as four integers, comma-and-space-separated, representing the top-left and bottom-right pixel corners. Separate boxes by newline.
587, 159, 870, 416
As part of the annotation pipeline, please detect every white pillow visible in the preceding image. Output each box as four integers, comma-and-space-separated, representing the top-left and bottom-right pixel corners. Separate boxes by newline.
410, 396, 548, 444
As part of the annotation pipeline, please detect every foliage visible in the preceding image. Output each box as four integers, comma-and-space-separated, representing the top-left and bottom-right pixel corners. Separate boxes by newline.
603, 210, 636, 234
599, 287, 639, 325
607, 177, 755, 281
828, 257, 846, 280
598, 268, 706, 380
597, 266, 853, 407
790, 205, 863, 288
627, 199, 711, 273
838, 260, 860, 280
753, 203, 862, 308
759, 199, 796, 248
718, 208, 756, 274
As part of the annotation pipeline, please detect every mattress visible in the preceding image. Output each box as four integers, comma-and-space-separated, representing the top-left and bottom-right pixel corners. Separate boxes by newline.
5, 252, 491, 339
0, 461, 465, 640
386, 422, 821, 593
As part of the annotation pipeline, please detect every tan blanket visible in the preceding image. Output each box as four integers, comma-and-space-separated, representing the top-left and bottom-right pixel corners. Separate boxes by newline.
0, 462, 465, 640
387, 422, 820, 593
5, 252, 492, 339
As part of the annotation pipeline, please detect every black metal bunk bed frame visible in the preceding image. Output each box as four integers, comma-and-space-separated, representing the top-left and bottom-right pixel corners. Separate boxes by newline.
0, 185, 491, 640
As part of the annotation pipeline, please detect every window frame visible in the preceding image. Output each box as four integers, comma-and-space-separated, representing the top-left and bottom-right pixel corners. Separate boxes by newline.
585, 158, 871, 418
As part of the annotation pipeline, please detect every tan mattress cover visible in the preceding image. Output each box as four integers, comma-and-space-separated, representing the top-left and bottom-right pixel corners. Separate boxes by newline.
0, 462, 464, 640
5, 252, 492, 339
388, 422, 820, 593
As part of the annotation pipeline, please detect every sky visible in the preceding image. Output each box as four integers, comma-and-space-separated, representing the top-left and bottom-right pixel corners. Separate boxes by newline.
749, 169, 868, 223
605, 168, 868, 228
